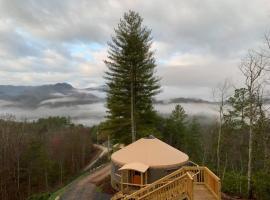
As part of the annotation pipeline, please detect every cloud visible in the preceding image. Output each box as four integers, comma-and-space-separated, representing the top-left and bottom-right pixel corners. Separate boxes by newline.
158, 53, 243, 88
0, 0, 269, 98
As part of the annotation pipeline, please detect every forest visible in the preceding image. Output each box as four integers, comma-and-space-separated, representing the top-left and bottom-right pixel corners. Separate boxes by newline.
0, 116, 94, 200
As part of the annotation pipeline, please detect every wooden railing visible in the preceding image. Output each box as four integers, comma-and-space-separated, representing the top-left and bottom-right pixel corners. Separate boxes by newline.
111, 166, 221, 200
185, 166, 221, 199
122, 167, 187, 200
203, 167, 221, 199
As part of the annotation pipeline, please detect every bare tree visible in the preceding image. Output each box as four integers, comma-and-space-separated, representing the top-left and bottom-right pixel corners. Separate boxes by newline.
239, 49, 266, 198
213, 79, 231, 177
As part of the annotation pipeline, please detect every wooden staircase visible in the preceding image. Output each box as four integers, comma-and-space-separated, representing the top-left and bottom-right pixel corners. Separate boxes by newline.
111, 166, 221, 200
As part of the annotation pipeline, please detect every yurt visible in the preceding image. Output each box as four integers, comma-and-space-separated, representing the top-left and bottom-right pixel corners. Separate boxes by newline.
111, 136, 189, 192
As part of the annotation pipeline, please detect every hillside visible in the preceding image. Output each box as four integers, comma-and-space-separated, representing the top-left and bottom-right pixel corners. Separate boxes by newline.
0, 83, 102, 108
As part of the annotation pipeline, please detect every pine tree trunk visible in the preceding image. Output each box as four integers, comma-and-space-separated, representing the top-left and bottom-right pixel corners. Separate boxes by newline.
45, 169, 48, 191
247, 120, 253, 199
17, 158, 20, 190
263, 134, 268, 171
131, 66, 136, 142
222, 153, 227, 181
217, 107, 222, 177
28, 172, 31, 196
60, 162, 63, 185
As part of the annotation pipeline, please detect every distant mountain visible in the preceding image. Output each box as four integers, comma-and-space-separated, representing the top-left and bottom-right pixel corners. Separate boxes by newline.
0, 83, 220, 109
154, 97, 214, 104
169, 97, 213, 104
85, 85, 107, 92
0, 83, 103, 108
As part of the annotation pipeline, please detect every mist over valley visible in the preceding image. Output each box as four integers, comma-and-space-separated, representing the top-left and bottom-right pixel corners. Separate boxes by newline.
0, 83, 220, 125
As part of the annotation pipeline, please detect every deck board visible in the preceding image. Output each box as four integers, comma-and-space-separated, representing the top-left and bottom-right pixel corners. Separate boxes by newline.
194, 184, 216, 200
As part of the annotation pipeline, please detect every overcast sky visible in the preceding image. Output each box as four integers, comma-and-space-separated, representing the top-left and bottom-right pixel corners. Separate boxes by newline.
0, 0, 270, 100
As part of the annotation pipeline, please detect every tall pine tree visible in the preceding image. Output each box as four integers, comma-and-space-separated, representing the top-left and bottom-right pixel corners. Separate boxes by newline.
104, 11, 160, 144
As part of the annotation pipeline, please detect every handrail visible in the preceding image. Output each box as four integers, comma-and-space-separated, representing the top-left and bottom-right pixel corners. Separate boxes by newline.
203, 167, 221, 199
111, 191, 126, 200
123, 167, 190, 200
137, 173, 190, 200
123, 167, 187, 199
121, 182, 149, 187
204, 167, 220, 181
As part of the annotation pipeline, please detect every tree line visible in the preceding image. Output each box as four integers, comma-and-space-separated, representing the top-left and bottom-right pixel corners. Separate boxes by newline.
0, 116, 94, 200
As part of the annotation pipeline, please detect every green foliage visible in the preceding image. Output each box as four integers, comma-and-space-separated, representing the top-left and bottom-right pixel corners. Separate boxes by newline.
170, 105, 187, 123
222, 171, 270, 200
253, 171, 270, 200
223, 87, 268, 198
225, 88, 249, 128
104, 10, 160, 143
164, 105, 187, 147
27, 193, 51, 200
36, 116, 71, 131
222, 171, 248, 197
185, 118, 202, 162
162, 105, 202, 163
226, 87, 262, 129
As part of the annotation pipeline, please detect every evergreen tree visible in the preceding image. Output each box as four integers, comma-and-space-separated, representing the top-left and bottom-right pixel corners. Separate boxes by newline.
170, 104, 187, 123
186, 118, 202, 162
104, 11, 160, 143
226, 86, 264, 197
165, 105, 187, 148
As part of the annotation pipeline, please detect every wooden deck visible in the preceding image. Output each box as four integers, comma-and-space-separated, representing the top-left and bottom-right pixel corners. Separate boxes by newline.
111, 166, 221, 200
194, 184, 216, 200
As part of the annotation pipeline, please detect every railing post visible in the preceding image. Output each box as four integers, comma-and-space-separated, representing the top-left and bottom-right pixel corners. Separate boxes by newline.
121, 171, 123, 192
218, 180, 221, 200
190, 177, 194, 200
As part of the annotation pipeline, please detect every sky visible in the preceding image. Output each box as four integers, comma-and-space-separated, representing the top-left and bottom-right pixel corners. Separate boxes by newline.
0, 0, 270, 100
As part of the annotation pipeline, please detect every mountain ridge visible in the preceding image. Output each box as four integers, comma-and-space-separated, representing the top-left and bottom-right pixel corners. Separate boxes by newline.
0, 83, 219, 108
0, 83, 102, 108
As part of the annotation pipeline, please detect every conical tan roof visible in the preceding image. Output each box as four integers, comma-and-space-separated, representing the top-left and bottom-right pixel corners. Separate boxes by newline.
111, 137, 189, 169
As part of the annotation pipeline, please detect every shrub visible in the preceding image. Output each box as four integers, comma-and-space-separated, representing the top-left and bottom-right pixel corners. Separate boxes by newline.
27, 192, 51, 200
222, 171, 248, 197
253, 171, 270, 200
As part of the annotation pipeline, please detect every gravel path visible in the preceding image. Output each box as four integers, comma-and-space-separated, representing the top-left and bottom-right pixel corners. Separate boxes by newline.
60, 164, 111, 200
83, 144, 108, 171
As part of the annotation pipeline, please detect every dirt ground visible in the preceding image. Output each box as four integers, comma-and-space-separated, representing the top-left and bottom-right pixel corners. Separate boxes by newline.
60, 164, 112, 200
222, 193, 251, 200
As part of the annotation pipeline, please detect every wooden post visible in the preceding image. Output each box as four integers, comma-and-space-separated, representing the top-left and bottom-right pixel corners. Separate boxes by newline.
141, 172, 143, 187
121, 171, 123, 192
145, 170, 148, 184
218, 180, 221, 200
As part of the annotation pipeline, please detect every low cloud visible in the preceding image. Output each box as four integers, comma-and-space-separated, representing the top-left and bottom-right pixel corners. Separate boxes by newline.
0, 0, 269, 98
